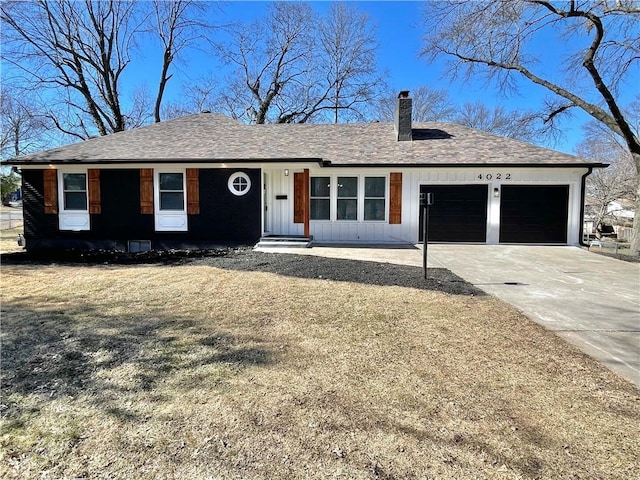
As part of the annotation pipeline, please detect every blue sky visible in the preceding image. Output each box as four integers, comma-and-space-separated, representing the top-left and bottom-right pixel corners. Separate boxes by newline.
131, 0, 598, 155
7, 1, 635, 156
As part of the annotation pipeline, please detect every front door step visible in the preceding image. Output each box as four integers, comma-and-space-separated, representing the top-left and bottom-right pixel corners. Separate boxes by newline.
255, 235, 313, 248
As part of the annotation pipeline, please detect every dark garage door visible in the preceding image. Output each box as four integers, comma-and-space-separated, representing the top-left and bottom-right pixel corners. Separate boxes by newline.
419, 185, 488, 242
499, 185, 569, 243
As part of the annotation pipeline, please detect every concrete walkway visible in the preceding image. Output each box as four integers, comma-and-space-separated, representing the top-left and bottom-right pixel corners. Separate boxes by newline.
256, 244, 640, 388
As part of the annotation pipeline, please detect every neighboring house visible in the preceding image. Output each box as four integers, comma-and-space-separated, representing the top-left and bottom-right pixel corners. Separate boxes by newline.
5, 93, 605, 252
2, 187, 22, 206
607, 198, 635, 222
584, 197, 635, 242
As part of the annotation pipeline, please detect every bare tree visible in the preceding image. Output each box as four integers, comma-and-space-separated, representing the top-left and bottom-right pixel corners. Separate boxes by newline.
316, 2, 383, 123
376, 87, 456, 123
1, 0, 143, 138
215, 2, 383, 124
421, 0, 640, 253
1, 0, 217, 137
0, 89, 50, 159
150, 0, 215, 123
376, 87, 542, 142
214, 2, 315, 124
453, 102, 543, 143
160, 77, 219, 120
579, 121, 638, 237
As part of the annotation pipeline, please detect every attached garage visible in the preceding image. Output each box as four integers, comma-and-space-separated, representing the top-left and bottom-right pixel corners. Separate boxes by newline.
499, 185, 569, 243
419, 185, 488, 242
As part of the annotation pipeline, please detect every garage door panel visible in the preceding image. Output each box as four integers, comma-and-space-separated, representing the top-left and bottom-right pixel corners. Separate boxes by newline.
500, 185, 569, 243
419, 185, 488, 242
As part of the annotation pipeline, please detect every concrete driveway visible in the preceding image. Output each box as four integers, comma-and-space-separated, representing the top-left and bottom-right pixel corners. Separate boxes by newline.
257, 243, 640, 387
427, 245, 640, 388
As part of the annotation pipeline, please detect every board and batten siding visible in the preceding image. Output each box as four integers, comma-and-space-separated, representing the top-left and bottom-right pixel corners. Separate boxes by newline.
266, 166, 589, 245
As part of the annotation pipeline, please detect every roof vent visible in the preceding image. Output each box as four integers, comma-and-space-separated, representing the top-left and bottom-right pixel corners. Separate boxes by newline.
201, 110, 211, 114
394, 91, 412, 141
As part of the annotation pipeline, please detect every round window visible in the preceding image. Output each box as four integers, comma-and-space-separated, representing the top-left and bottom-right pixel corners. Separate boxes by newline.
228, 172, 251, 196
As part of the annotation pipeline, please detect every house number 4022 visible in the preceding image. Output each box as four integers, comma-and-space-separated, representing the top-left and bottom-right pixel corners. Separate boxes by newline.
477, 173, 511, 180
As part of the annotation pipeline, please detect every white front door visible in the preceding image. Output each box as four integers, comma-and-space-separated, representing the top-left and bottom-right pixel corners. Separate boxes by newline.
265, 169, 295, 236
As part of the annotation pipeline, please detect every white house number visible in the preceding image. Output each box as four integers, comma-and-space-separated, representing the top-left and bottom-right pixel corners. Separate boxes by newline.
477, 173, 511, 180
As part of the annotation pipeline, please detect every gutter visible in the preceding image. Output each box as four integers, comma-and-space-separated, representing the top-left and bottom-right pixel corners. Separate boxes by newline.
321, 161, 609, 169
3, 157, 325, 166
579, 167, 594, 247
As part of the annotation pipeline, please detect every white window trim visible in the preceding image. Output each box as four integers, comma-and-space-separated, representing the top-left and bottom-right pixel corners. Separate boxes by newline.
228, 171, 252, 196
57, 168, 90, 231
309, 174, 389, 223
154, 169, 188, 232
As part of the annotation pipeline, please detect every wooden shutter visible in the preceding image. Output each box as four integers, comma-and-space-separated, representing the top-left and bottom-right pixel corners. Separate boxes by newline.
140, 168, 154, 214
293, 172, 305, 224
88, 169, 101, 214
389, 172, 402, 224
43, 169, 58, 214
186, 168, 200, 214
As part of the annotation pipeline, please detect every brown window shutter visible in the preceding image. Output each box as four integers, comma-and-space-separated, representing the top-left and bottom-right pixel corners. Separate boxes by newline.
389, 172, 402, 224
43, 169, 58, 214
88, 169, 101, 214
293, 172, 305, 223
140, 168, 154, 214
186, 168, 200, 214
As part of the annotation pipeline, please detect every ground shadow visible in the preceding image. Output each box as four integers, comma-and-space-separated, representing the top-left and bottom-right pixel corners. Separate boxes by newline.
1, 248, 486, 296
198, 251, 486, 296
1, 298, 275, 426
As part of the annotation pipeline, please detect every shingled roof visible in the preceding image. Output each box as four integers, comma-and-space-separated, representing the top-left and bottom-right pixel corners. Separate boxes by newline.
7, 112, 603, 167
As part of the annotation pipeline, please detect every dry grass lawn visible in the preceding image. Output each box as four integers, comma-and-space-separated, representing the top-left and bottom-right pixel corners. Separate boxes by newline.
1, 260, 638, 479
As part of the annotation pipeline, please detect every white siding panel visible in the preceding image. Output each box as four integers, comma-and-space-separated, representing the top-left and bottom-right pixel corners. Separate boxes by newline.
268, 166, 589, 246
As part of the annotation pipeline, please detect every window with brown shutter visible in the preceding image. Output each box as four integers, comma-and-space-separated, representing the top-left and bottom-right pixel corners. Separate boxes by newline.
43, 169, 58, 214
186, 168, 200, 214
88, 169, 101, 214
140, 168, 154, 214
389, 172, 402, 224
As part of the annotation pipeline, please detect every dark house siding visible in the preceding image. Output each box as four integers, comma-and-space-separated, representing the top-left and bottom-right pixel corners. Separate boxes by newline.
92, 169, 154, 240
188, 168, 261, 243
22, 167, 261, 251
23, 169, 59, 247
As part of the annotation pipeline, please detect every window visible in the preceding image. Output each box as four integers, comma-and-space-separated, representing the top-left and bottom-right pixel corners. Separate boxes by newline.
310, 176, 330, 220
364, 177, 386, 221
337, 176, 358, 221
228, 172, 251, 196
62, 173, 87, 210
158, 173, 185, 210
308, 174, 389, 222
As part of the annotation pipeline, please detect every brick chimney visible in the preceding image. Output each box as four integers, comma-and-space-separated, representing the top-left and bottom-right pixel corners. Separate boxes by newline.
394, 90, 412, 141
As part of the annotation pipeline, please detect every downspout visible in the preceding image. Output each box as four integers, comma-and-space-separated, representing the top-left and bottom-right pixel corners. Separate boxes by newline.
579, 167, 593, 247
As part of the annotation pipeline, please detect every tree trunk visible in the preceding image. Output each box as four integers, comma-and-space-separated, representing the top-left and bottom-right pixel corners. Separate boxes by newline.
154, 48, 172, 123
631, 155, 640, 255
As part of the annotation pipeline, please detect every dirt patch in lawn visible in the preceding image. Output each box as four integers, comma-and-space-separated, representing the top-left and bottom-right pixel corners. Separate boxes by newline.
1, 251, 638, 479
